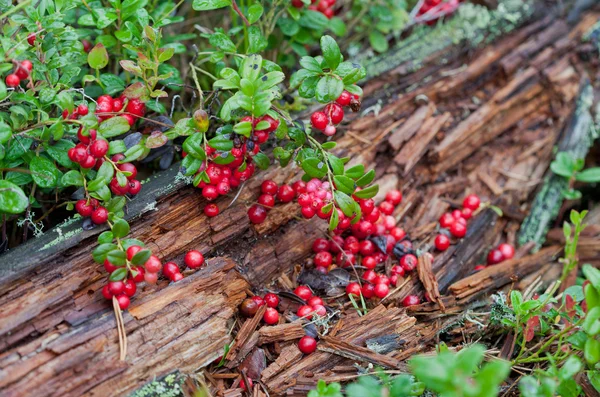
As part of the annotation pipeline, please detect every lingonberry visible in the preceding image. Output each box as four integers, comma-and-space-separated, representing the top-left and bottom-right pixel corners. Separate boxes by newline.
461, 208, 473, 219
359, 199, 375, 216
118, 163, 137, 180
439, 212, 455, 229
359, 240, 376, 256
125, 98, 145, 118
264, 293, 279, 308
202, 185, 219, 201
294, 285, 313, 301
390, 227, 406, 241
307, 296, 324, 307
374, 283, 389, 298
314, 251, 333, 267
77, 104, 89, 116
310, 111, 328, 130
240, 298, 259, 317
123, 279, 137, 297
15, 60, 33, 80
297, 305, 314, 318
5, 74, 20, 87
474, 265, 486, 271
390, 274, 399, 286
162, 261, 180, 278
311, 304, 327, 316
260, 180, 278, 195
102, 285, 113, 300
204, 203, 220, 217
185, 250, 205, 269
116, 295, 130, 310
91, 207, 108, 224
434, 234, 450, 251
400, 254, 417, 272
130, 266, 145, 283
362, 270, 377, 283
450, 222, 467, 238
80, 155, 96, 169
375, 274, 391, 286
240, 378, 253, 391
89, 139, 109, 158
462, 194, 481, 210
145, 271, 158, 284
336, 251, 356, 267
248, 204, 267, 224
104, 259, 118, 273
172, 272, 184, 282
298, 335, 317, 354
75, 199, 94, 217
456, 216, 467, 226
362, 255, 377, 270
277, 184, 295, 203
128, 180, 142, 195
251, 296, 265, 307
379, 201, 395, 215
336, 90, 352, 106
216, 181, 230, 196
498, 243, 515, 260
330, 236, 344, 254
108, 280, 125, 295
325, 103, 344, 124
126, 245, 142, 260
402, 295, 420, 307
301, 206, 316, 219
361, 283, 375, 299
258, 193, 275, 209
487, 249, 504, 265
391, 265, 405, 277
110, 178, 130, 196
346, 282, 361, 297
323, 125, 336, 136
292, 180, 307, 194
27, 32, 37, 46
385, 190, 402, 205
312, 238, 330, 253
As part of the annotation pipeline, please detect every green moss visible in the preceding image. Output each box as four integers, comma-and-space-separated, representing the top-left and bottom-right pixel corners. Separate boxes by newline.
128, 371, 186, 397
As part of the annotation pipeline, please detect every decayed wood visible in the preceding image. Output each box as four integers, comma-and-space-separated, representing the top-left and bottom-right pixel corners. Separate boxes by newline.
388, 103, 434, 151
0, 257, 248, 397
225, 305, 266, 367
318, 335, 402, 369
257, 322, 306, 345
416, 254, 444, 311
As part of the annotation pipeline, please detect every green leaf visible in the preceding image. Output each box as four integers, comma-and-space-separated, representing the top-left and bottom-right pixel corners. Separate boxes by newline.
353, 184, 379, 199
344, 164, 364, 179
30, 156, 60, 188
122, 144, 145, 162
109, 267, 127, 281
98, 231, 114, 244
584, 337, 600, 364
99, 116, 131, 138
121, 238, 145, 250
583, 307, 600, 336
333, 175, 355, 195
131, 249, 151, 266
320, 35, 342, 71
208, 134, 234, 151
302, 157, 328, 179
299, 75, 319, 98
240, 54, 262, 82
0, 180, 28, 214
192, 0, 232, 10
209, 32, 236, 52
182, 155, 203, 176
327, 154, 344, 175
322, 142, 337, 150
258, 71, 285, 90
92, 243, 118, 264
576, 167, 600, 183
551, 152, 576, 178
559, 356, 582, 381
0, 121, 13, 144
247, 3, 263, 23
355, 170, 374, 187
329, 206, 339, 231
299, 56, 322, 73
107, 249, 127, 266
248, 26, 267, 53
46, 140, 75, 167
334, 191, 355, 217
588, 371, 600, 393
315, 75, 344, 103
61, 170, 84, 187
369, 30, 389, 53
583, 264, 600, 290
88, 43, 109, 69
183, 133, 207, 160
253, 152, 269, 170
112, 218, 130, 238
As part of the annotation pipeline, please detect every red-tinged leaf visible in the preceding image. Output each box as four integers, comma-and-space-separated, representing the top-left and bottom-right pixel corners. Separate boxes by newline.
123, 82, 150, 102
145, 131, 168, 148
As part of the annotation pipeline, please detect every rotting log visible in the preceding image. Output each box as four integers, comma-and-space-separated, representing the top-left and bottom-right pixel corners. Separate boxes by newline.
0, 5, 599, 397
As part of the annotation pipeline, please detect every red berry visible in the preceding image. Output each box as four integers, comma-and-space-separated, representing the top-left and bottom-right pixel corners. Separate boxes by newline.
374, 283, 389, 298
311, 304, 327, 316
362, 255, 377, 270
5, 74, 20, 87
102, 285, 113, 300
89, 139, 109, 158
75, 199, 94, 217
91, 207, 108, 224
314, 251, 332, 267
434, 234, 450, 251
121, 114, 135, 126
185, 250, 205, 269
110, 178, 130, 196
298, 336, 317, 354
145, 255, 162, 273
248, 204, 268, 224
391, 265, 405, 277
462, 194, 481, 211
261, 180, 278, 195
104, 259, 118, 273
130, 266, 145, 283
487, 249, 505, 265
360, 199, 375, 216
439, 212, 455, 229
451, 209, 463, 220
251, 296, 265, 307
346, 282, 361, 297
359, 240, 376, 256
294, 285, 313, 301
126, 245, 142, 260
301, 206, 315, 219
336, 251, 356, 267
116, 294, 130, 310
172, 272, 184, 282
126, 98, 146, 118
277, 184, 295, 203
474, 265, 486, 271
292, 180, 307, 194
204, 203, 219, 217
264, 293, 279, 308
27, 33, 36, 46
202, 185, 218, 201
498, 243, 515, 260
128, 180, 142, 195
297, 305, 314, 318
385, 190, 402, 205
362, 269, 377, 283
361, 283, 375, 299
258, 193, 275, 209
312, 238, 330, 253
400, 254, 417, 272
374, 274, 390, 286
108, 280, 125, 295
123, 279, 137, 297
162, 261, 179, 278
310, 111, 328, 130
80, 155, 96, 169
81, 39, 92, 53
307, 296, 324, 307
390, 227, 406, 241
118, 163, 138, 180
402, 295, 420, 307
216, 181, 230, 196
336, 91, 352, 106
379, 201, 395, 216
240, 378, 253, 391
323, 125, 336, 136
15, 60, 33, 80
325, 103, 344, 124
450, 222, 467, 238
461, 208, 473, 219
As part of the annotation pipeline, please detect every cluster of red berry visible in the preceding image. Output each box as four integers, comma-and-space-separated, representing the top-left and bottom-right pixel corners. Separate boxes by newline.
95, 94, 146, 126
5, 60, 33, 87
75, 198, 109, 225
294, 285, 327, 326
417, 0, 460, 24
433, 194, 481, 251
162, 249, 206, 282
310, 90, 358, 136
474, 242, 515, 271
101, 245, 164, 309
291, 0, 336, 19
194, 115, 280, 219
106, 156, 142, 197
246, 179, 298, 224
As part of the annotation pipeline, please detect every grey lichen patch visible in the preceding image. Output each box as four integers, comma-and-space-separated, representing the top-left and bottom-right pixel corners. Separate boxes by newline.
40, 226, 84, 251
128, 372, 185, 397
